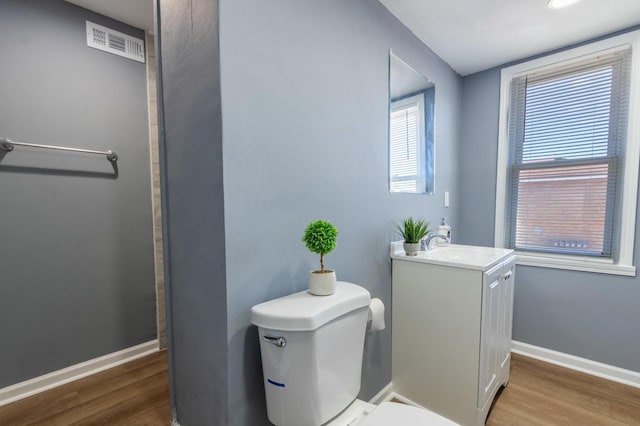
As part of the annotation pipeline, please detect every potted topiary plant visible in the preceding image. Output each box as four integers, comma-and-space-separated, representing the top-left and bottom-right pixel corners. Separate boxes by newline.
303, 220, 339, 295
396, 217, 430, 256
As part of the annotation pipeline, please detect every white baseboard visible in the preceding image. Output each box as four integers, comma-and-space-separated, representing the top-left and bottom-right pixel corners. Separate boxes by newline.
368, 382, 394, 405
0, 340, 159, 407
367, 382, 425, 409
386, 391, 426, 409
512, 340, 640, 389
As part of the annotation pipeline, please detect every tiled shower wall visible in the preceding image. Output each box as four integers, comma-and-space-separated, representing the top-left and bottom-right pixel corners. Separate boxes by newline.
146, 33, 166, 349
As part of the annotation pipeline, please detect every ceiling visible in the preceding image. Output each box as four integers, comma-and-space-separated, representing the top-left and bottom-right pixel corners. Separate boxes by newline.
63, 0, 640, 75
378, 0, 640, 76
65, 0, 154, 33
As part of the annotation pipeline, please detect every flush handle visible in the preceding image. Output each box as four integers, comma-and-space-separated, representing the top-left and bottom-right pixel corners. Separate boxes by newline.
262, 336, 286, 348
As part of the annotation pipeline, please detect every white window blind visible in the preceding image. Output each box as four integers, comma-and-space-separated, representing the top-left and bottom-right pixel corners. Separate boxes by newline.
505, 49, 631, 257
390, 94, 425, 193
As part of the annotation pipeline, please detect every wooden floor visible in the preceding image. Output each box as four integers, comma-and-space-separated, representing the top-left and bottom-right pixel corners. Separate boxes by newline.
1, 351, 638, 425
0, 351, 170, 426
487, 353, 640, 425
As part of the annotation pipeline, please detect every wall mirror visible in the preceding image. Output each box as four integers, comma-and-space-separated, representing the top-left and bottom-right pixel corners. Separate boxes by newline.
389, 51, 435, 194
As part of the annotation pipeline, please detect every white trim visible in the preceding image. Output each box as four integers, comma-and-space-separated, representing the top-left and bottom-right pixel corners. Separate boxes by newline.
145, 33, 166, 349
145, 32, 162, 347
494, 30, 640, 275
515, 252, 636, 276
368, 382, 394, 405
512, 340, 640, 389
620, 31, 640, 267
367, 382, 427, 409
386, 392, 427, 409
497, 32, 639, 78
0, 340, 159, 407
494, 65, 511, 247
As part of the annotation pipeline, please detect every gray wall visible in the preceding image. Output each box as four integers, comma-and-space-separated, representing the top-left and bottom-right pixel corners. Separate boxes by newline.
0, 0, 156, 387
157, 0, 228, 424
458, 28, 640, 373
219, 0, 461, 424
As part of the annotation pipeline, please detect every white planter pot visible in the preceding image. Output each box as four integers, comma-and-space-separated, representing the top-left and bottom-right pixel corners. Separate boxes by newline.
309, 270, 337, 296
403, 242, 421, 256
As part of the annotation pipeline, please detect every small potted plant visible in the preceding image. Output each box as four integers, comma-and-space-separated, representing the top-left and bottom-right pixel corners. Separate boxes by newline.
303, 220, 339, 295
396, 217, 430, 256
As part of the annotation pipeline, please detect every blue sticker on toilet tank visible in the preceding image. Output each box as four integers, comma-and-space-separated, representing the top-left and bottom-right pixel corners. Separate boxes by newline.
267, 379, 285, 388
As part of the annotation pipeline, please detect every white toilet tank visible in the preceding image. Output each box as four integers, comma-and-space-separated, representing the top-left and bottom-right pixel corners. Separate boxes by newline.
251, 282, 371, 426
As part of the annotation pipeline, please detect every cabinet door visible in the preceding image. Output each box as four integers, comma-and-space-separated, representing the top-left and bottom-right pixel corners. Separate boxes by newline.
478, 266, 502, 408
499, 261, 515, 372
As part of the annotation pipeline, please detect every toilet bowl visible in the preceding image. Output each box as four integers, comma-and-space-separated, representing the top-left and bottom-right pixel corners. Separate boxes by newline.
251, 282, 459, 426
359, 402, 457, 425
327, 399, 458, 426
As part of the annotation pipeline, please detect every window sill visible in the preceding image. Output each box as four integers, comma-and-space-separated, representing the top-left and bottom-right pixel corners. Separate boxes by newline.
515, 252, 636, 277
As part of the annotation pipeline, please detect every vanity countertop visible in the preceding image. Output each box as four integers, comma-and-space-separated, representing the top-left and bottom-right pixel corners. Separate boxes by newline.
390, 241, 514, 271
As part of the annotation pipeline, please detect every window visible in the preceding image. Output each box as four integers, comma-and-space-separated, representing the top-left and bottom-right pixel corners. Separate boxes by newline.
495, 31, 640, 275
507, 52, 630, 257
390, 94, 426, 193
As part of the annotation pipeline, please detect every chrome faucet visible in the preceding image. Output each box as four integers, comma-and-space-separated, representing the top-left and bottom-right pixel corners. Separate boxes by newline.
422, 233, 450, 250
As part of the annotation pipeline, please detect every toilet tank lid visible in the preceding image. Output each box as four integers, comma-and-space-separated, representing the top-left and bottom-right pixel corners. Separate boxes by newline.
251, 282, 371, 331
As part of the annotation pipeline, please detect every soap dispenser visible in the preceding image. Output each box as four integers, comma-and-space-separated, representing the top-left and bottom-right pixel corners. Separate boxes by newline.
437, 217, 451, 246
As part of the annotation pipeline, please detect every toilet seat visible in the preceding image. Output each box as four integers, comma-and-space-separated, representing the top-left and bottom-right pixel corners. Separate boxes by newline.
358, 402, 459, 426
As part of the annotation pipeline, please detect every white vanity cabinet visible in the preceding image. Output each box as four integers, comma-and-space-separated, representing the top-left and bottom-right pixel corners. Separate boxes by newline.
478, 260, 515, 412
390, 243, 515, 426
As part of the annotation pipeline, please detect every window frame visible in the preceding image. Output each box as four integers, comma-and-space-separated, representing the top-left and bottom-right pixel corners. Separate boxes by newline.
495, 30, 640, 276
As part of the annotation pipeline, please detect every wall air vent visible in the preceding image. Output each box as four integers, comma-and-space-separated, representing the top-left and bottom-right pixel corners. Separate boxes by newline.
86, 21, 145, 63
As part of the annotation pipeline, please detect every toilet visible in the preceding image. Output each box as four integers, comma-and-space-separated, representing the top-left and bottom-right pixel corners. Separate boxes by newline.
251, 282, 459, 426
